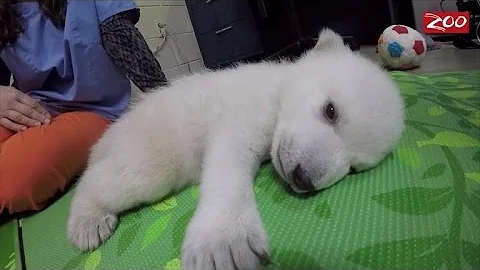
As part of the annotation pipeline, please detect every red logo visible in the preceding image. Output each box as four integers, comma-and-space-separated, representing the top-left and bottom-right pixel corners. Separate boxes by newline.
423, 11, 470, 34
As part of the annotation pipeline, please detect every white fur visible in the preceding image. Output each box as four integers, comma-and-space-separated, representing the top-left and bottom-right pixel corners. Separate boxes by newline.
67, 28, 404, 270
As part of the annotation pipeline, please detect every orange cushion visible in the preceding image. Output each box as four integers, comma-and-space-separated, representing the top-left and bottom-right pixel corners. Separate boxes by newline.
0, 111, 110, 214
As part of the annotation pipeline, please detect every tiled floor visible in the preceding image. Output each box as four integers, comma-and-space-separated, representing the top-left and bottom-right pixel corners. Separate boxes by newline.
360, 43, 480, 74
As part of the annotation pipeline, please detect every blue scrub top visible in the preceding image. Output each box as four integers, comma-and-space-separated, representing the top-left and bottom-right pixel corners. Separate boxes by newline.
0, 0, 138, 121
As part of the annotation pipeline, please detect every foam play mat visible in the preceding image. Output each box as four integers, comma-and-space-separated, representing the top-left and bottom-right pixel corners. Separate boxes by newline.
1, 70, 479, 269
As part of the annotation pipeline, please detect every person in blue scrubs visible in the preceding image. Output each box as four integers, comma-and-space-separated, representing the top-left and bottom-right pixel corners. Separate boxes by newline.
0, 0, 168, 214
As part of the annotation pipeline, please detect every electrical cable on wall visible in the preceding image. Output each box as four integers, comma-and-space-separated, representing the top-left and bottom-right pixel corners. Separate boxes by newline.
153, 23, 193, 76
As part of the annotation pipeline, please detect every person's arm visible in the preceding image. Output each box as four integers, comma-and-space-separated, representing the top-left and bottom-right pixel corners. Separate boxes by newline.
99, 9, 168, 92
0, 59, 11, 86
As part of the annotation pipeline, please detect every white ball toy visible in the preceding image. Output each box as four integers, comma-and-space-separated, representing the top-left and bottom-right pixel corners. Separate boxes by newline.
377, 25, 427, 70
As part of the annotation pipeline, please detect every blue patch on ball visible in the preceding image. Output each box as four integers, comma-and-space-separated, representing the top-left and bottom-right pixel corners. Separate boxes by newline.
387, 41, 404, 57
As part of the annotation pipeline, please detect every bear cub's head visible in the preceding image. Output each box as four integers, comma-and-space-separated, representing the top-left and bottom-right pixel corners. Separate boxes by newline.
271, 28, 405, 193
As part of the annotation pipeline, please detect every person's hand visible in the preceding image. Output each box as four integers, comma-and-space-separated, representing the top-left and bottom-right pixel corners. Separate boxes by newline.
0, 86, 51, 132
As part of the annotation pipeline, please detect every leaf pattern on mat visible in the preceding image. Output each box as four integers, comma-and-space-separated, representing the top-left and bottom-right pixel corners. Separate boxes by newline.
142, 213, 172, 250
458, 119, 475, 130
468, 117, 480, 127
464, 193, 480, 222
428, 105, 446, 116
347, 236, 445, 269
417, 131, 480, 148
314, 201, 332, 218
254, 168, 274, 195
400, 83, 417, 96
444, 90, 478, 99
191, 187, 199, 200
465, 172, 480, 184
473, 189, 480, 199
271, 189, 287, 204
396, 147, 422, 169
164, 258, 181, 270
152, 197, 177, 211
172, 208, 195, 250
403, 96, 418, 108
441, 103, 472, 116
469, 99, 480, 107
372, 187, 453, 215
4, 253, 14, 270
403, 118, 480, 268
84, 250, 101, 270
437, 94, 453, 104
421, 164, 446, 179
461, 240, 480, 268
434, 82, 473, 90
272, 249, 319, 268
453, 101, 477, 112
473, 151, 480, 163
254, 185, 263, 195
62, 253, 87, 270
443, 76, 460, 83
418, 91, 435, 97
7, 260, 15, 270
117, 221, 141, 256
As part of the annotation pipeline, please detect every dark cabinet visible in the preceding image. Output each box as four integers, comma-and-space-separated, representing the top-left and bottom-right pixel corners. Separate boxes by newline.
185, 0, 404, 68
185, 0, 263, 68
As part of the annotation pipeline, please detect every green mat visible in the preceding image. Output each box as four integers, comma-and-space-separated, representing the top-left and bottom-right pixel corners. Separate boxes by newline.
1, 70, 479, 269
0, 220, 18, 270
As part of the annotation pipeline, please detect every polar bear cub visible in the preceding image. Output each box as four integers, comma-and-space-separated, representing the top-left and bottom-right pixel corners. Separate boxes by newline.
67, 28, 404, 270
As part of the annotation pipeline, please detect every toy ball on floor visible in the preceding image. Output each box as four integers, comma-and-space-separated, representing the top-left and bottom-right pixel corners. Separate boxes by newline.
377, 25, 427, 70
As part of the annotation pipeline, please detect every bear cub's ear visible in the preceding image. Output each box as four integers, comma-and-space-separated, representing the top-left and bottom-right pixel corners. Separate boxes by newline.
313, 28, 348, 52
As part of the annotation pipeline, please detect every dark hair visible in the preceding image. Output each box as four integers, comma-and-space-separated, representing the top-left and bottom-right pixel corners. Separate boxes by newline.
0, 0, 66, 48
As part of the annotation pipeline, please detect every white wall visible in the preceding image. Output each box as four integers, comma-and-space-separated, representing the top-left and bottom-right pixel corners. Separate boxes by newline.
132, 0, 205, 93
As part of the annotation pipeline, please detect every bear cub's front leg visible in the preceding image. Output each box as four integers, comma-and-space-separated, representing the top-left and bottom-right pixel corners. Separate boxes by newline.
181, 135, 270, 270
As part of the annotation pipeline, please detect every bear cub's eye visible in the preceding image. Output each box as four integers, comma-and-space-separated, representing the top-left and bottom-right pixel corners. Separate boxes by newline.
324, 102, 337, 123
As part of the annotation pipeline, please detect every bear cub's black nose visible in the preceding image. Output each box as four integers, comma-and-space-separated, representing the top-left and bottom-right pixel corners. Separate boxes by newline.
292, 165, 315, 192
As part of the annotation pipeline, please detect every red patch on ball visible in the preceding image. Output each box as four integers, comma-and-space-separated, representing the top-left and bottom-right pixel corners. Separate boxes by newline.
392, 25, 408, 34
413, 40, 425, 54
